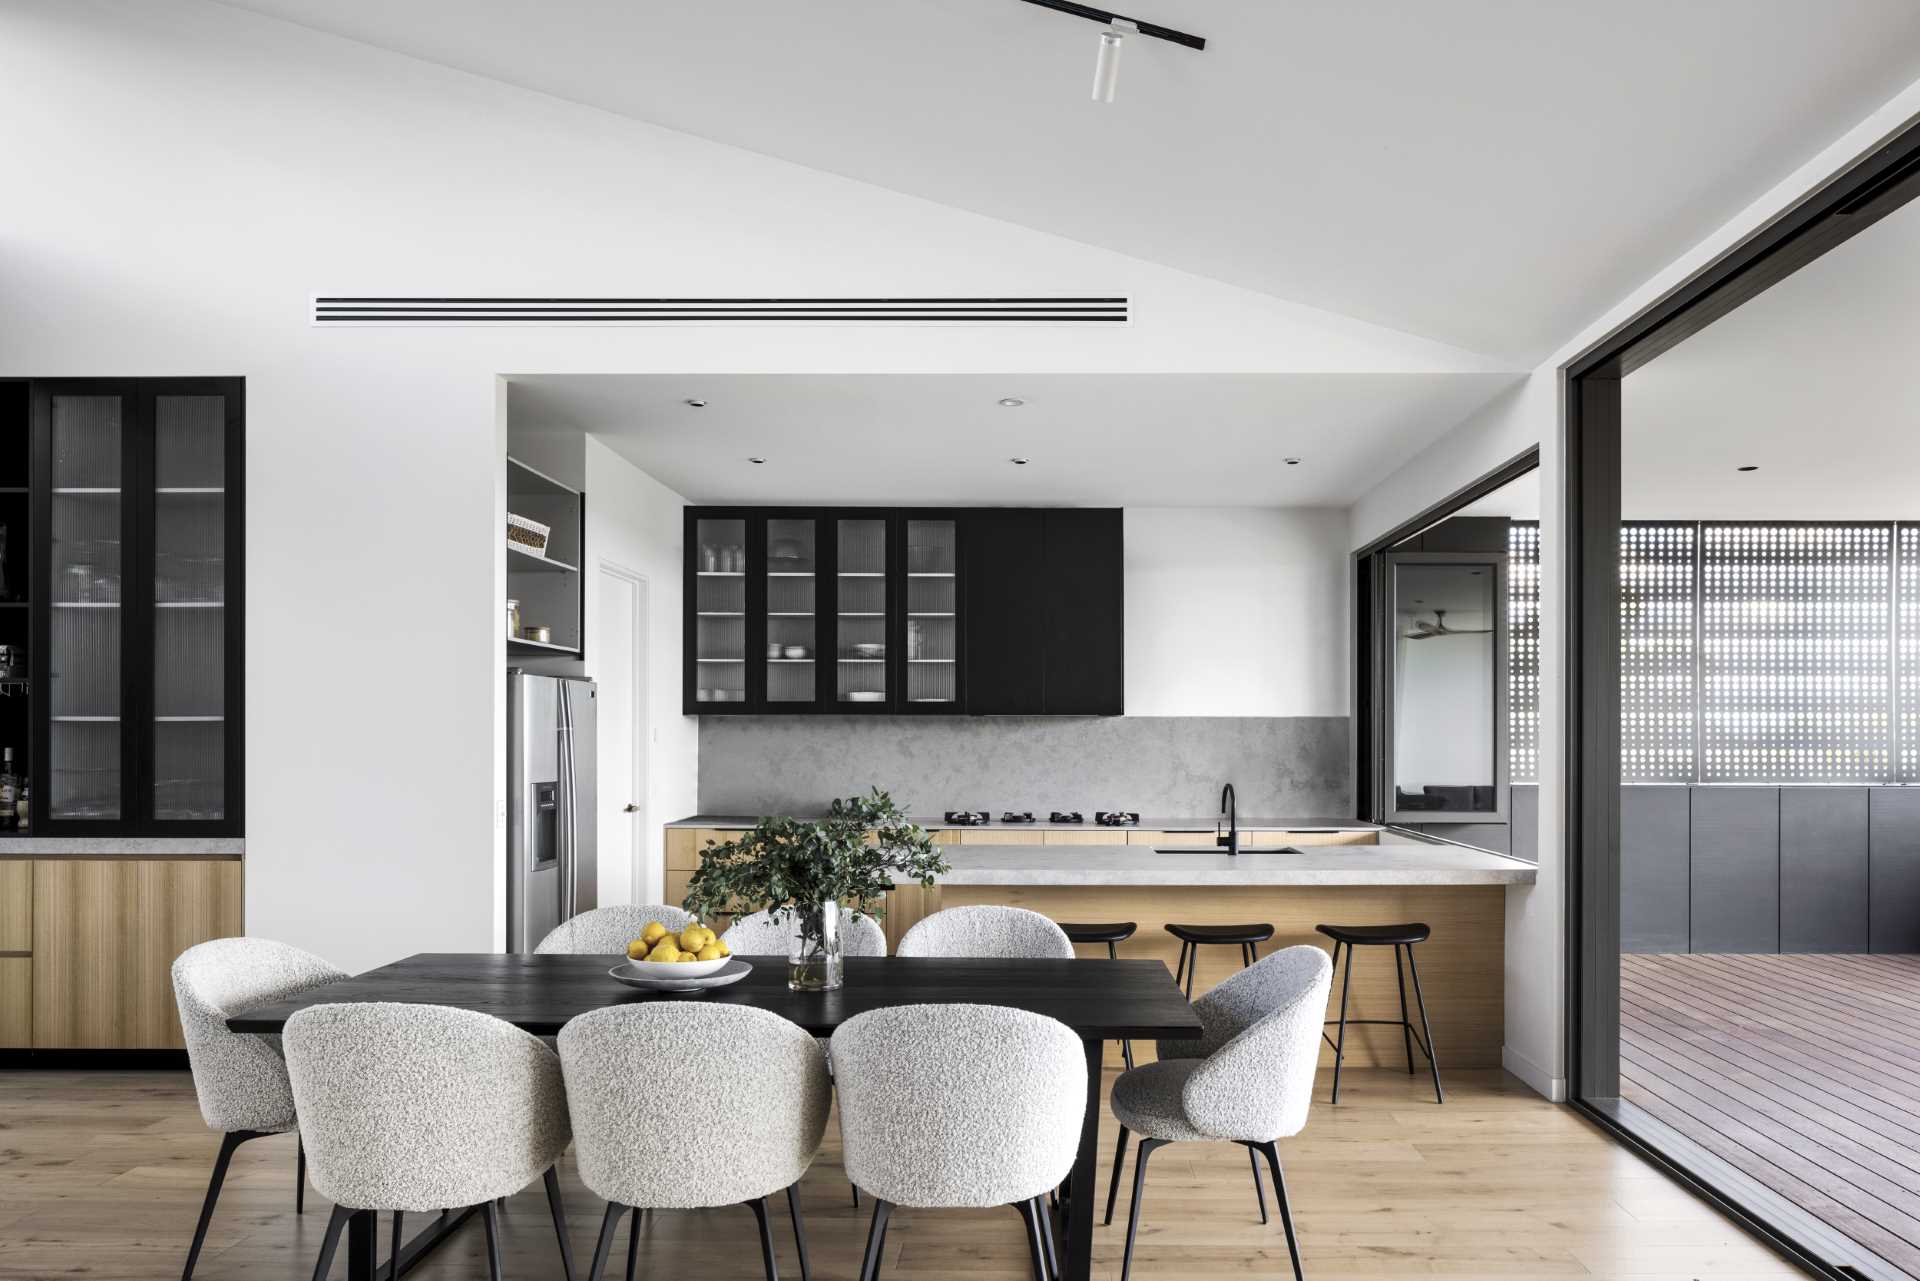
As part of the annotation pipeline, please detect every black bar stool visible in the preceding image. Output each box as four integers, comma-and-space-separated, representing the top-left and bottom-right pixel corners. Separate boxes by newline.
1061, 921, 1139, 1069
1163, 923, 1275, 999
1315, 922, 1442, 1104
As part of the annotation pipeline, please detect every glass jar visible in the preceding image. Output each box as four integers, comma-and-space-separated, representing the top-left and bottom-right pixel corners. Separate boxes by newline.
788, 900, 844, 992
506, 598, 522, 639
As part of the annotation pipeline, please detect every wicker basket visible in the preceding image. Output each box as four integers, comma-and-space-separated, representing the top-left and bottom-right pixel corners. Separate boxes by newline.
507, 512, 550, 555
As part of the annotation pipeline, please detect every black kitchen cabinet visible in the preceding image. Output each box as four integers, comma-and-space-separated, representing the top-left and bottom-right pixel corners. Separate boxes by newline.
962, 510, 1045, 714
20, 377, 244, 836
685, 505, 1120, 716
1042, 508, 1125, 715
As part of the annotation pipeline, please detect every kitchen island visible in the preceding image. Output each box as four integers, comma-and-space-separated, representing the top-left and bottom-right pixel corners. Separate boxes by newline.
665, 820, 1529, 1070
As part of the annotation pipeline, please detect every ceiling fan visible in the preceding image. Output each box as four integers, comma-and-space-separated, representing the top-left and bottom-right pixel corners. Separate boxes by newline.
1402, 609, 1493, 641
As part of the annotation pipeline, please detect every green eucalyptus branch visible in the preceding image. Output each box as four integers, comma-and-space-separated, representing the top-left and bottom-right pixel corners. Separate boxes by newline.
681, 788, 948, 941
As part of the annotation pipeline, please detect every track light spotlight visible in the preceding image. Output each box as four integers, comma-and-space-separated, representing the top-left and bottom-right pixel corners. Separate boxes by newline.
1092, 19, 1136, 102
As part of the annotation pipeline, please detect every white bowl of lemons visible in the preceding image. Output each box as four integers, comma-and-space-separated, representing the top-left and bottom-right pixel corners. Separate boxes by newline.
622, 920, 731, 978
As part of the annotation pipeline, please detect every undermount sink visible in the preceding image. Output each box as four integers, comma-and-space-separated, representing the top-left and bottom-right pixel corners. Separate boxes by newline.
1155, 845, 1303, 855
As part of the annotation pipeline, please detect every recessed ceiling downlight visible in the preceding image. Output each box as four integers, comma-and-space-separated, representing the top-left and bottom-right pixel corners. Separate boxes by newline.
1284, 457, 1301, 466
1011, 457, 1030, 465
684, 398, 708, 408
1737, 465, 1759, 472
998, 398, 1025, 408
748, 457, 766, 464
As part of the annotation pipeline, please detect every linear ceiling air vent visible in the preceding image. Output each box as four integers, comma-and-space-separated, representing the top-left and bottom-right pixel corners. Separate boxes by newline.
311, 296, 1128, 325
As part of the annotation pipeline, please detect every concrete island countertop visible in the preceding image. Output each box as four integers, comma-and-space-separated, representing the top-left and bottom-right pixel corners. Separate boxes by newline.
667, 814, 1380, 833
0, 837, 245, 857
926, 842, 1535, 886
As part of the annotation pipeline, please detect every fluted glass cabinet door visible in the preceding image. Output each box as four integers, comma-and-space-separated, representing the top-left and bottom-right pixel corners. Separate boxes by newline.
905, 519, 958, 705
152, 394, 227, 820
765, 517, 818, 704
47, 393, 124, 821
836, 518, 889, 705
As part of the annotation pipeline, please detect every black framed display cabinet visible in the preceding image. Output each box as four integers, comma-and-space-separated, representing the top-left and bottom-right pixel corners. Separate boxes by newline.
9, 377, 245, 836
684, 506, 1120, 716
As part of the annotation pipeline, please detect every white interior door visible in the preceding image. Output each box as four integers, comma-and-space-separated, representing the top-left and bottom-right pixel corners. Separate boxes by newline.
596, 565, 647, 906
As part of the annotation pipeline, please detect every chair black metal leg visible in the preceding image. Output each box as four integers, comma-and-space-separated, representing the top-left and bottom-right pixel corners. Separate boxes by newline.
850, 1181, 860, 1208
586, 1202, 624, 1281
482, 1200, 505, 1281
747, 1196, 780, 1281
1330, 940, 1354, 1104
1107, 941, 1136, 1070
310, 1203, 352, 1281
1247, 1144, 1268, 1224
1017, 1198, 1049, 1281
1405, 943, 1444, 1104
857, 1199, 892, 1281
183, 1128, 264, 1281
387, 1210, 404, 1281
625, 1207, 640, 1281
1036, 1193, 1059, 1280
1119, 1138, 1165, 1281
1257, 1142, 1305, 1281
784, 1184, 810, 1281
1104, 1125, 1130, 1225
1393, 944, 1415, 1074
1172, 941, 1187, 990
1184, 944, 1198, 999
297, 1136, 307, 1215
543, 1165, 577, 1281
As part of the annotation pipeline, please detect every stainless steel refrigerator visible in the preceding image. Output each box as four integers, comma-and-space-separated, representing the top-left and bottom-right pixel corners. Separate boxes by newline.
507, 672, 597, 953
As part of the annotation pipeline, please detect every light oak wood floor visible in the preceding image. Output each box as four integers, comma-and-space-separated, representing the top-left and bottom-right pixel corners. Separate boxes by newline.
0, 1067, 1808, 1281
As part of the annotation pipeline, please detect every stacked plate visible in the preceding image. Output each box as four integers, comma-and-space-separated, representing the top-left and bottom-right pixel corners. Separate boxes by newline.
608, 958, 753, 995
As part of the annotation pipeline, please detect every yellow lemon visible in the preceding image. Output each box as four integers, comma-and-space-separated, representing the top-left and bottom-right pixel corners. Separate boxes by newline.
641, 922, 669, 945
672, 951, 698, 963
678, 927, 708, 953
696, 943, 723, 961
626, 939, 649, 961
646, 940, 679, 963
715, 939, 731, 957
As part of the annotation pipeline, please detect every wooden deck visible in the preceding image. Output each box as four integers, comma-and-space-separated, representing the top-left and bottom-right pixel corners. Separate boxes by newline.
1622, 952, 1920, 1280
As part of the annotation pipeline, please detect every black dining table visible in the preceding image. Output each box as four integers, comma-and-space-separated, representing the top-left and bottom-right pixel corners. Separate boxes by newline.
230, 952, 1202, 1281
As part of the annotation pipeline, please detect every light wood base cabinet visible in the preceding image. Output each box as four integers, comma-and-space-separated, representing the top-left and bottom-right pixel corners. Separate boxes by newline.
30, 859, 243, 1050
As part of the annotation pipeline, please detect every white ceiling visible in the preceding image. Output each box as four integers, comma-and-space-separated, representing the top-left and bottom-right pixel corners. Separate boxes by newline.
220, 0, 1920, 363
508, 371, 1515, 506
1624, 190, 1920, 518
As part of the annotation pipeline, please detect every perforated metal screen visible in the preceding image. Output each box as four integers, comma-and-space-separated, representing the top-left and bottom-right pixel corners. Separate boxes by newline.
1621, 524, 1698, 784
1903, 525, 1920, 782
1509, 522, 1540, 782
1700, 523, 1891, 783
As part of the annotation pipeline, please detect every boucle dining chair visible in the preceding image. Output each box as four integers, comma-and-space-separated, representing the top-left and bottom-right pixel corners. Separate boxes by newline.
831, 1004, 1085, 1281
1102, 944, 1332, 1281
722, 906, 889, 958
171, 936, 348, 1280
533, 903, 695, 954
559, 1002, 832, 1281
284, 1002, 577, 1281
896, 905, 1074, 959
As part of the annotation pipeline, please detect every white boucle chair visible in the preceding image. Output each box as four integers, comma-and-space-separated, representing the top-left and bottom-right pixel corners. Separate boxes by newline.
722, 906, 889, 958
831, 1004, 1085, 1281
284, 1002, 576, 1281
1103, 944, 1332, 1281
533, 903, 695, 954
896, 905, 1074, 959
558, 1002, 832, 1281
171, 936, 347, 1280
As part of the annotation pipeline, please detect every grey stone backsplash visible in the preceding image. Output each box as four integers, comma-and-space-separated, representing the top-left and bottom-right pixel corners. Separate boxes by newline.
697, 716, 1350, 818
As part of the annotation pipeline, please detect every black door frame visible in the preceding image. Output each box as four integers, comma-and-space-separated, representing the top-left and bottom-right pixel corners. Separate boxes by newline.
1564, 113, 1920, 1281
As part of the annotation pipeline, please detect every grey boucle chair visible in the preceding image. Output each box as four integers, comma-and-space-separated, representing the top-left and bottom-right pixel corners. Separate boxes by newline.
533, 903, 695, 954
171, 936, 347, 1279
896, 905, 1074, 959
284, 1002, 577, 1281
722, 906, 889, 958
831, 1003, 1085, 1281
1104, 944, 1333, 1281
558, 1002, 832, 1281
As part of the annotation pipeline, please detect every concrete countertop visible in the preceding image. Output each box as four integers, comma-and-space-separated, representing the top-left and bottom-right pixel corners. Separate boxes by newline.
926, 842, 1535, 886
666, 814, 1380, 833
0, 837, 245, 857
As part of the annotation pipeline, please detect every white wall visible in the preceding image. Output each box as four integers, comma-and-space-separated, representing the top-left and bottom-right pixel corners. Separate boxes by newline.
1347, 80, 1920, 1102
1123, 508, 1348, 717
581, 436, 697, 905
0, 1, 1463, 973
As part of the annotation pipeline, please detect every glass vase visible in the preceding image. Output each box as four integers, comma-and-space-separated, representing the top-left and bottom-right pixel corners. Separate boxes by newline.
788, 900, 844, 992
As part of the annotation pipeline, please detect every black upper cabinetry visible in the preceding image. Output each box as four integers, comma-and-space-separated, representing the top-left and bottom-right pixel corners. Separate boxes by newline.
684, 506, 1120, 716
23, 377, 244, 836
